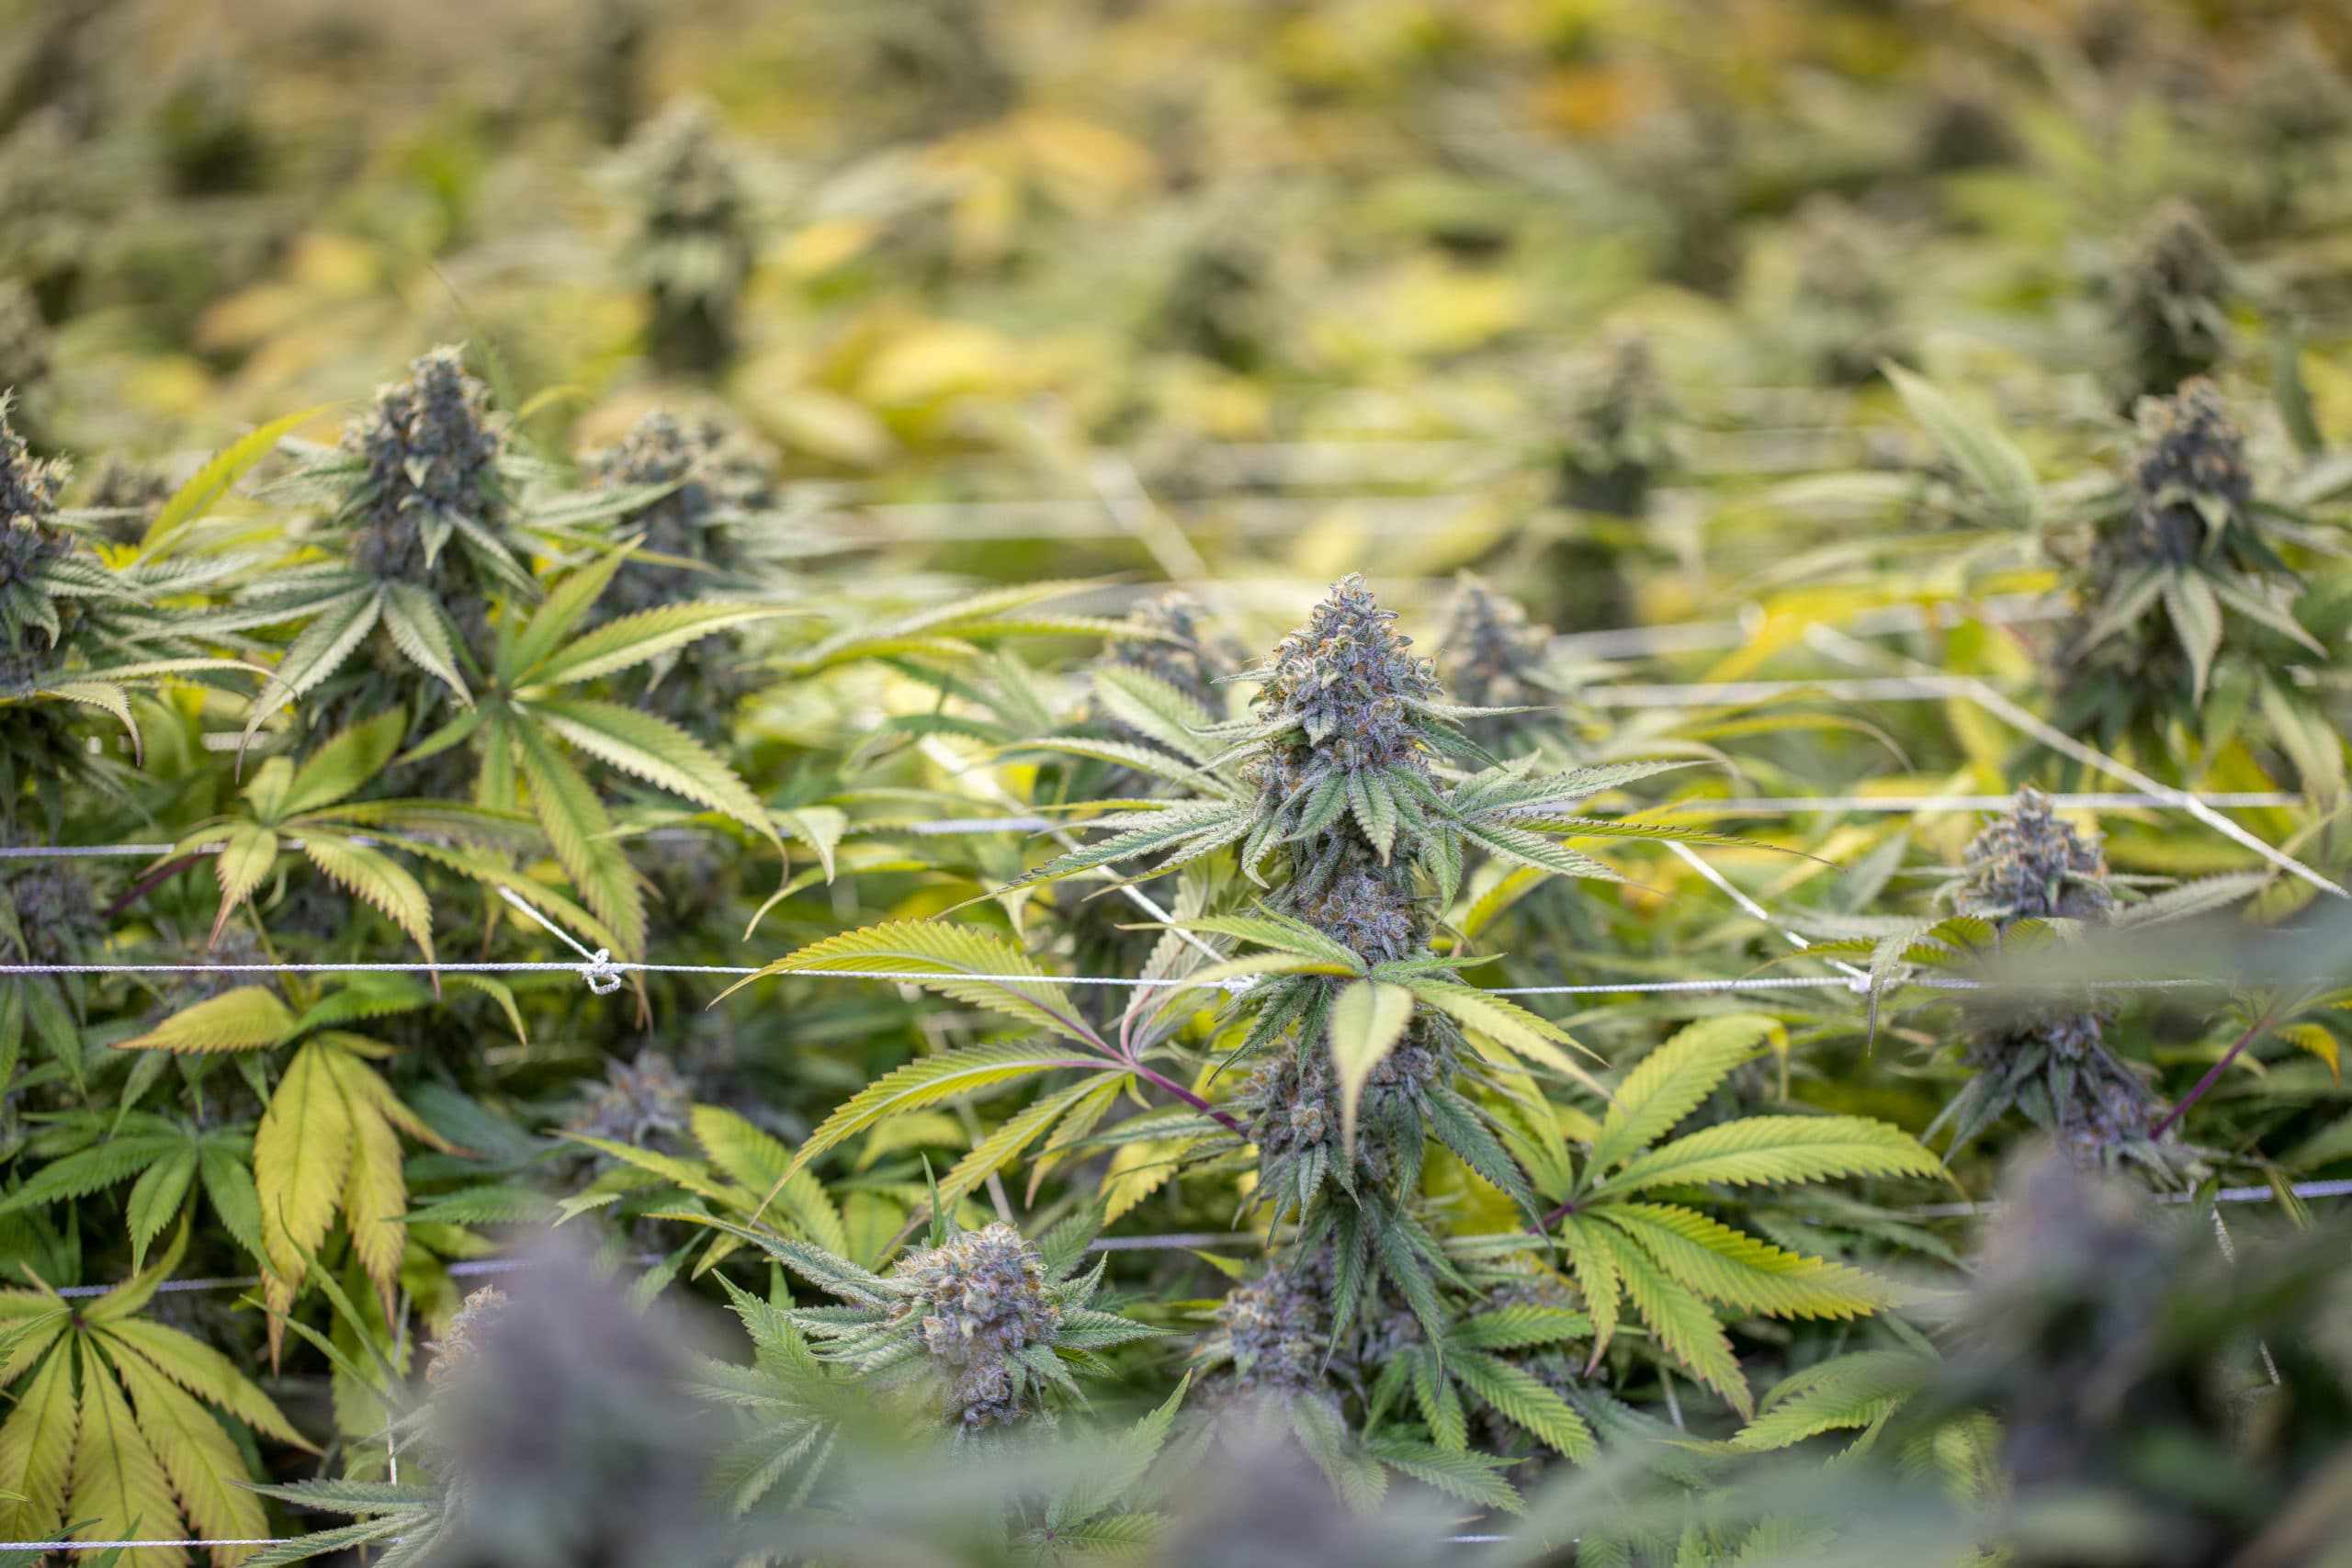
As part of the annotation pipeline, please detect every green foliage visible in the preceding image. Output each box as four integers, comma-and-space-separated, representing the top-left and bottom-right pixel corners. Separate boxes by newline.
5, 4, 2352, 1561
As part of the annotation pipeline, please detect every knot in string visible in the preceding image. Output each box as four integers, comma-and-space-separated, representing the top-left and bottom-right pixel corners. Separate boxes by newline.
580, 949, 624, 995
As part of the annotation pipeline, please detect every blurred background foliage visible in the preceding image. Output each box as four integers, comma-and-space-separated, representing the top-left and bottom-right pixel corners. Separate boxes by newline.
5, 0, 2352, 1562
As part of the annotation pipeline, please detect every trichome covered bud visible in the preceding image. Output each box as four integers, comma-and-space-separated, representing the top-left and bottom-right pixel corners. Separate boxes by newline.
580, 411, 763, 597
1955, 787, 2115, 925
888, 1221, 1064, 1430
1252, 573, 1438, 790
1208, 1262, 1327, 1398
1942, 792, 2187, 1181
341, 345, 505, 582
0, 399, 69, 690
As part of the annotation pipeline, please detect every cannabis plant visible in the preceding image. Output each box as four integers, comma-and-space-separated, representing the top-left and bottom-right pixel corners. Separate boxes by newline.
239, 346, 547, 744
1, 396, 252, 833
1924, 792, 2199, 1179
679, 1202, 1157, 1442
618, 101, 753, 375
2052, 378, 2337, 773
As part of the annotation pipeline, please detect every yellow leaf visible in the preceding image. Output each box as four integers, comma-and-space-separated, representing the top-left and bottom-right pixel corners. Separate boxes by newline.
69, 1356, 190, 1567
1329, 981, 1417, 1155
117, 988, 295, 1055
209, 824, 279, 944
0, 1338, 77, 1541
255, 1043, 356, 1302
328, 1050, 412, 1313
110, 1348, 270, 1564
2273, 1021, 2341, 1082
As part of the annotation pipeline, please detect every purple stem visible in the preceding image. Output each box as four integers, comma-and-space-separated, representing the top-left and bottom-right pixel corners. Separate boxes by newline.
2150, 1013, 2269, 1140
1124, 1059, 1249, 1138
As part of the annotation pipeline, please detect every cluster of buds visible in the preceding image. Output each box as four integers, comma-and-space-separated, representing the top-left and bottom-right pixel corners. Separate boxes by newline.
341, 346, 506, 584
1946, 793, 2188, 1180
564, 1050, 695, 1151
1239, 1009, 1447, 1205
887, 1222, 1065, 1431
1955, 787, 2115, 924
2109, 202, 2231, 400
1299, 870, 1421, 966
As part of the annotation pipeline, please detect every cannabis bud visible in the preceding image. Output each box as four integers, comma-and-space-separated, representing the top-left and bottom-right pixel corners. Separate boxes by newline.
1208, 1263, 1327, 1397
1251, 573, 1439, 808
2119, 377, 2253, 569
426, 1285, 513, 1393
0, 861, 100, 964
0, 400, 70, 689
1240, 998, 1445, 1205
888, 1222, 1061, 1430
779, 1215, 1152, 1439
1940, 793, 2187, 1180
1437, 577, 1554, 748
622, 101, 752, 374
564, 1049, 694, 1150
1300, 869, 1419, 965
2111, 202, 2231, 400
580, 409, 765, 611
1096, 589, 1241, 725
342, 346, 506, 582
1955, 787, 2114, 925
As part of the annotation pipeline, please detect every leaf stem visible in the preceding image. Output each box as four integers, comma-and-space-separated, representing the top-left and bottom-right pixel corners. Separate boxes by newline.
2150, 1010, 2271, 1139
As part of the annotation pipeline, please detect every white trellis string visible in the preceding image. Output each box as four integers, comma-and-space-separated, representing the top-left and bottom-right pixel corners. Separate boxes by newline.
1691, 791, 2301, 815
1906, 1177, 2352, 1219
0, 818, 1054, 860
1790, 625, 2352, 900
